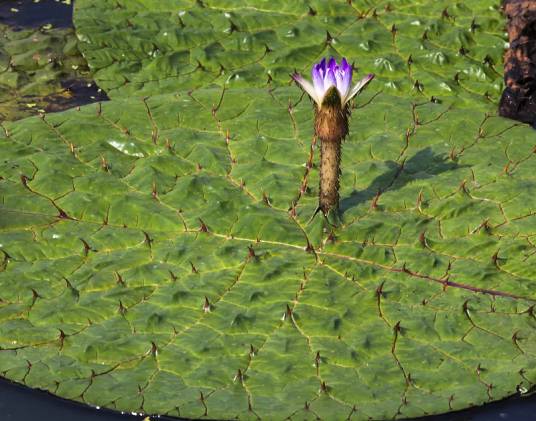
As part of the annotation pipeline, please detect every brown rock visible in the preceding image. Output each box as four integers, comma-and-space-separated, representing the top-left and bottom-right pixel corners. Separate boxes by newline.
499, 0, 536, 124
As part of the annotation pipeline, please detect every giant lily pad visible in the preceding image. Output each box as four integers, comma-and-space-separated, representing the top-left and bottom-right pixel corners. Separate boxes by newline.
0, 16, 112, 122
1, 0, 536, 420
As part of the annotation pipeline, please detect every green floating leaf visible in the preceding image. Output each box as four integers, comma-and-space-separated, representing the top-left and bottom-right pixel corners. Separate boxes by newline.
1, 0, 535, 420
0, 22, 102, 121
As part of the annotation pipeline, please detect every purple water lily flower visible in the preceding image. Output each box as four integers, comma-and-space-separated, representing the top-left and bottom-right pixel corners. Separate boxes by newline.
292, 57, 374, 107
291, 57, 376, 219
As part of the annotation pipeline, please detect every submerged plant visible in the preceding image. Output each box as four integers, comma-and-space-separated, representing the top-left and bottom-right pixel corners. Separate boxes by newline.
292, 57, 374, 218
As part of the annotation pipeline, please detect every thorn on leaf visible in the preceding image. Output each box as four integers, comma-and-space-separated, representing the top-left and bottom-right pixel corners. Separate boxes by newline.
233, 369, 243, 383
282, 304, 293, 321
199, 218, 208, 232
203, 296, 211, 313
119, 301, 127, 315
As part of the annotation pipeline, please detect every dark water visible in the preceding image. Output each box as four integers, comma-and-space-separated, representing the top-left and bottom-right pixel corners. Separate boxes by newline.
0, 0, 72, 29
1, 376, 536, 421
417, 394, 536, 421
0, 377, 181, 421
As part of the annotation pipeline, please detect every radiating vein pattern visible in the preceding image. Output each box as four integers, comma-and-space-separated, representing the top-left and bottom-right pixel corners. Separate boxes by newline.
1, 0, 536, 420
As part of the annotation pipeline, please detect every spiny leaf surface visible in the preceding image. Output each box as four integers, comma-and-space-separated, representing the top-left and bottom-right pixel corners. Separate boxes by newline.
1, 1, 536, 420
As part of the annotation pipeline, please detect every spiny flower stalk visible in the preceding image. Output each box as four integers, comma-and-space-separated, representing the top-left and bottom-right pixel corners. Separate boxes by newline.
292, 57, 374, 217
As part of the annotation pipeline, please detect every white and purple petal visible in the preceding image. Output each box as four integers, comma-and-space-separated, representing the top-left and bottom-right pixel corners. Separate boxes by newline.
292, 72, 320, 105
293, 57, 373, 107
334, 62, 351, 99
311, 63, 325, 98
340, 57, 351, 74
327, 57, 337, 73
324, 67, 337, 91
344, 73, 375, 105
318, 57, 327, 74
339, 58, 352, 99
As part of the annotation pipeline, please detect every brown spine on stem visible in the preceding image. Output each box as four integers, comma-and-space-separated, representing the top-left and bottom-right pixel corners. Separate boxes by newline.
314, 86, 349, 215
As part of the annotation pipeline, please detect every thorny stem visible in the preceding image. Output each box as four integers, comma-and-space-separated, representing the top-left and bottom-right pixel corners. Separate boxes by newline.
314, 87, 349, 218
319, 137, 342, 214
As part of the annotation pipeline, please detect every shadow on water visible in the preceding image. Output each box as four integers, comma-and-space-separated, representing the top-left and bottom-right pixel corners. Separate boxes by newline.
44, 78, 109, 111
0, 0, 109, 121
413, 392, 536, 421
0, 376, 184, 421
340, 147, 464, 215
1, 376, 536, 421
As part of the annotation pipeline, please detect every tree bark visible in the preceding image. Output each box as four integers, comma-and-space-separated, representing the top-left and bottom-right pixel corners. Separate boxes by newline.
499, 0, 536, 125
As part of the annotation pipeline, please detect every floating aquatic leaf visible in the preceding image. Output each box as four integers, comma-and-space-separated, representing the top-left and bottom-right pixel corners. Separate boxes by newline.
1, 1, 535, 420
0, 22, 103, 121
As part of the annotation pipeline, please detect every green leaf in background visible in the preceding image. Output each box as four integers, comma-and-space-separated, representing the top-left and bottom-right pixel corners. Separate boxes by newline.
1, 0, 536, 420
0, 22, 102, 121
74, 0, 506, 101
